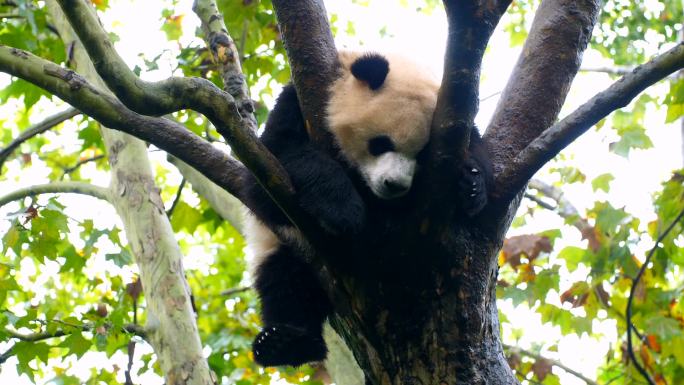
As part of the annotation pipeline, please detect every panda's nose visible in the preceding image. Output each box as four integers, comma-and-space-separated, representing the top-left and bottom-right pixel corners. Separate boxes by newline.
383, 179, 410, 195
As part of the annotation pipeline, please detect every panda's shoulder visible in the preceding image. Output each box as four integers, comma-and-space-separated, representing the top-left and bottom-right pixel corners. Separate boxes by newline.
261, 84, 308, 146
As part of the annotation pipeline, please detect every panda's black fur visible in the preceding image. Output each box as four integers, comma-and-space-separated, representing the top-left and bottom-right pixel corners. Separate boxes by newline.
241, 52, 491, 367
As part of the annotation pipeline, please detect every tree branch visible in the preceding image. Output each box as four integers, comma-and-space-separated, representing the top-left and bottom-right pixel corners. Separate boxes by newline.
270, 0, 338, 150
504, 344, 599, 385
527, 179, 592, 233
55, 0, 228, 117
5, 322, 147, 342
0, 46, 318, 232
192, 0, 256, 131
0, 107, 80, 171
220, 286, 250, 296
0, 181, 110, 208
0, 322, 147, 364
495, 43, 684, 199
60, 153, 105, 178
53, 0, 325, 239
484, 0, 601, 181
54, 0, 266, 172
165, 178, 186, 217
431, 0, 512, 155
626, 207, 684, 385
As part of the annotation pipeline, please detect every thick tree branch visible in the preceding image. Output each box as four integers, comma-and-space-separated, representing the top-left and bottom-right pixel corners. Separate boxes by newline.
55, 0, 228, 117
504, 344, 599, 385
0, 181, 110, 208
431, 0, 512, 156
192, 0, 256, 131
495, 43, 684, 199
484, 0, 601, 180
0, 107, 80, 171
271, 0, 338, 150
53, 0, 326, 239
0, 46, 318, 232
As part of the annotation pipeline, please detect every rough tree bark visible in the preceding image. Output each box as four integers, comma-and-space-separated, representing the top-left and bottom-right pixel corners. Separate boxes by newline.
0, 0, 682, 384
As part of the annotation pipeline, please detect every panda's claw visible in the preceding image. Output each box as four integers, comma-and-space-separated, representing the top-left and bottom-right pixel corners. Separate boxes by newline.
459, 159, 488, 217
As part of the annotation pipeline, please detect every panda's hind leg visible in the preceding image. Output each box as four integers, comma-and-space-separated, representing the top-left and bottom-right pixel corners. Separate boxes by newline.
252, 246, 331, 367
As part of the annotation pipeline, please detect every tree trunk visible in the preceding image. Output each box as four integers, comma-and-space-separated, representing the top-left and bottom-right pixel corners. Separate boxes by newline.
46, 3, 215, 384
321, 197, 521, 384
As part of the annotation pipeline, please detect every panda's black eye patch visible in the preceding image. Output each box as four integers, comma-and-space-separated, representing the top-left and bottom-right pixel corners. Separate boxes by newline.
368, 135, 395, 156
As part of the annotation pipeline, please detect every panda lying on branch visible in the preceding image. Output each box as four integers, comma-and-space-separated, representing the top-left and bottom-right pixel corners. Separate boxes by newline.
242, 51, 490, 367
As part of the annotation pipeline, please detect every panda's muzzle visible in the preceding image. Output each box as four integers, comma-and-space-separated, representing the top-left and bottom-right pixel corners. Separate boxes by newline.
363, 152, 417, 200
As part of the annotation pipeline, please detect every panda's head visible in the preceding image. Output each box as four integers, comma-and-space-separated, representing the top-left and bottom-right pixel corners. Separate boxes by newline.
326, 51, 439, 200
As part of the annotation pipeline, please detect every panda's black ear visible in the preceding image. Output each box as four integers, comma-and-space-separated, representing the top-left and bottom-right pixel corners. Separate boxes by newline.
350, 53, 389, 91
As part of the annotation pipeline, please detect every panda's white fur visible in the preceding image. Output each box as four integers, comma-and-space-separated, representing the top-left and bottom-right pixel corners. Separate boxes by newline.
246, 50, 439, 271
327, 51, 439, 199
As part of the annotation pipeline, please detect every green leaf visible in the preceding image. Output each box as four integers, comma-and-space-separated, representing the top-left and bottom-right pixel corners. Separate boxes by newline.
644, 315, 682, 339
665, 78, 684, 123
662, 336, 684, 366
591, 173, 614, 193
170, 201, 203, 233
105, 248, 133, 267
59, 245, 87, 273
13, 340, 51, 365
557, 246, 586, 272
161, 14, 184, 41
609, 124, 653, 157
59, 331, 92, 359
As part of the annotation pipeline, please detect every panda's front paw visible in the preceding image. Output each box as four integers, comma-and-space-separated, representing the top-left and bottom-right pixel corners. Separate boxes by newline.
252, 325, 327, 367
459, 159, 488, 217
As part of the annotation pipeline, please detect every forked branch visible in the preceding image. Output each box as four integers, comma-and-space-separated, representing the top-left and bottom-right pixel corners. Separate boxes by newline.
484, 0, 601, 178
0, 46, 253, 211
495, 42, 684, 199
53, 0, 329, 239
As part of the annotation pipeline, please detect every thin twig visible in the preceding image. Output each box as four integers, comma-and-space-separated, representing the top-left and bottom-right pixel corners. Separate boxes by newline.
220, 286, 250, 296
626, 207, 684, 385
0, 107, 80, 172
166, 178, 186, 217
0, 322, 147, 365
523, 192, 556, 211
504, 344, 599, 385
60, 153, 105, 178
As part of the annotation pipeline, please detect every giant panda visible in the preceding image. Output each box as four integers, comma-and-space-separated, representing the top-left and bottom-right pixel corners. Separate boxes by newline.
241, 51, 489, 367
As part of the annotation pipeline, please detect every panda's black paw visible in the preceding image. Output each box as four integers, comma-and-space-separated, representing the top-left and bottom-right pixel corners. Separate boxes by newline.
252, 324, 327, 367
459, 159, 488, 217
